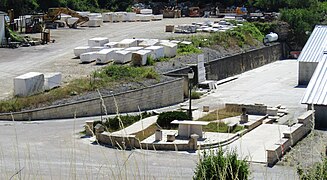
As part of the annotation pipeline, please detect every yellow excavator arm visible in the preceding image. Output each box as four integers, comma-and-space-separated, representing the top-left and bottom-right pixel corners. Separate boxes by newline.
44, 7, 89, 28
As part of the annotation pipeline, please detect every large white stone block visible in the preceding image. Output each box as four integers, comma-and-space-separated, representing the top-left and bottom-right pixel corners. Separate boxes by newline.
14, 72, 44, 97
88, 19, 103, 27
44, 72, 62, 90
95, 49, 116, 64
88, 37, 109, 47
125, 12, 136, 21
132, 50, 152, 66
152, 14, 163, 21
140, 9, 153, 14
118, 39, 138, 48
113, 50, 132, 64
124, 46, 144, 52
80, 52, 97, 63
159, 42, 177, 58
90, 46, 105, 52
137, 14, 152, 21
139, 39, 159, 47
74, 46, 91, 57
66, 17, 78, 26
144, 46, 164, 60
104, 42, 119, 48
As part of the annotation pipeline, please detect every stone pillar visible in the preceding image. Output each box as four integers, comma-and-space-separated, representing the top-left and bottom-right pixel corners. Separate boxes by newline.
94, 123, 105, 140
85, 120, 94, 136
155, 129, 162, 141
240, 107, 248, 123
190, 134, 199, 150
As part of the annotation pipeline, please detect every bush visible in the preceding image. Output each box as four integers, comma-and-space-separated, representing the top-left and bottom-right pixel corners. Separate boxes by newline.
191, 91, 202, 99
193, 148, 250, 180
297, 157, 327, 179
157, 111, 190, 129
100, 112, 153, 132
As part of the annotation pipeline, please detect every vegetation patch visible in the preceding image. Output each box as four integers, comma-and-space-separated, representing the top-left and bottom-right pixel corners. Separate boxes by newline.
297, 157, 327, 179
193, 148, 250, 180
198, 108, 240, 122
203, 122, 244, 133
94, 111, 153, 132
0, 65, 159, 113
157, 111, 190, 129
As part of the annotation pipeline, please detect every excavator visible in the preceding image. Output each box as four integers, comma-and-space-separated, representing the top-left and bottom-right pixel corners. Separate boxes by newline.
43, 7, 89, 29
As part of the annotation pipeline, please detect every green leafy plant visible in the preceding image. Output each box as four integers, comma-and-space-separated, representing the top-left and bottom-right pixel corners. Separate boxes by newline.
297, 157, 327, 179
191, 91, 202, 99
157, 111, 190, 129
193, 148, 250, 180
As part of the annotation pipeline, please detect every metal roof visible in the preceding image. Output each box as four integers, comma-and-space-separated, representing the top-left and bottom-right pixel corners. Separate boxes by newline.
298, 25, 327, 62
301, 54, 327, 105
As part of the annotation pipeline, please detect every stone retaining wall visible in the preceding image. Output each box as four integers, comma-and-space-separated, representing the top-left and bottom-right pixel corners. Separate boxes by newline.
225, 103, 268, 115
0, 78, 184, 121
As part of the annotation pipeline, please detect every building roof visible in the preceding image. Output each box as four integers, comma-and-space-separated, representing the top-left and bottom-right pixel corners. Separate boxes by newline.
298, 25, 327, 63
301, 54, 327, 105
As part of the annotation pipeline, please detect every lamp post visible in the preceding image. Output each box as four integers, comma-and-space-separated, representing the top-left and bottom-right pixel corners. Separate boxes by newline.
188, 68, 194, 120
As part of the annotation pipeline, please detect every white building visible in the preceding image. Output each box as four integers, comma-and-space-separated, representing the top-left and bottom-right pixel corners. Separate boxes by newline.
298, 25, 327, 85
301, 53, 327, 129
0, 11, 6, 45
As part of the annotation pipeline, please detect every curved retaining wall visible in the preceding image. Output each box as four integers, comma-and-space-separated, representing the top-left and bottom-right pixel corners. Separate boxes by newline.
0, 78, 184, 121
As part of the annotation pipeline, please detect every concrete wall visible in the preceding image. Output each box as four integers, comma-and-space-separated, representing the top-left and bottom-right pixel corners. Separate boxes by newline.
206, 44, 282, 80
0, 78, 184, 120
298, 62, 318, 85
0, 14, 5, 45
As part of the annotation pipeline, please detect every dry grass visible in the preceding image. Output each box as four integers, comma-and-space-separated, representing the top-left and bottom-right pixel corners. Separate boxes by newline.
198, 108, 240, 121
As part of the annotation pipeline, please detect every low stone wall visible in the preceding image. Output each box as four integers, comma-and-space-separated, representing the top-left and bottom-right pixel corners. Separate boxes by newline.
225, 103, 267, 115
0, 78, 184, 121
266, 110, 314, 167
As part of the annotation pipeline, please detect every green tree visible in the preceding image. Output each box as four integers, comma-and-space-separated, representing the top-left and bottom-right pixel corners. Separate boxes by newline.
193, 148, 250, 180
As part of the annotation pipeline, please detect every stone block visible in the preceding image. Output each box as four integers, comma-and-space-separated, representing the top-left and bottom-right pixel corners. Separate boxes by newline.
44, 72, 62, 90
132, 50, 152, 66
113, 50, 132, 64
267, 107, 278, 116
159, 42, 177, 58
118, 39, 138, 48
166, 25, 174, 32
80, 52, 97, 63
144, 46, 164, 60
88, 37, 109, 47
74, 46, 91, 57
167, 133, 176, 142
14, 72, 44, 97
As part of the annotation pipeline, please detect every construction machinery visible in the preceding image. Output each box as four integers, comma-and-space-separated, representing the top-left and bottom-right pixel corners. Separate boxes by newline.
25, 14, 43, 33
43, 7, 89, 29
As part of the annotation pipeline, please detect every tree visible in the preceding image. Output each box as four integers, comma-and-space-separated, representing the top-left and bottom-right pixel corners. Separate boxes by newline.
193, 148, 250, 180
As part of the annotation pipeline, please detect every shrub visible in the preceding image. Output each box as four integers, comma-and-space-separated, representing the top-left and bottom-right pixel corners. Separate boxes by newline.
191, 91, 202, 99
177, 44, 202, 55
100, 112, 153, 132
193, 148, 250, 180
297, 157, 327, 179
157, 111, 190, 129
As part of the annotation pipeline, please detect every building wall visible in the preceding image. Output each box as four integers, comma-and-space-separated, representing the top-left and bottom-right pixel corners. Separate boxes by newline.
0, 15, 5, 45
311, 105, 327, 129
298, 62, 318, 85
0, 78, 184, 121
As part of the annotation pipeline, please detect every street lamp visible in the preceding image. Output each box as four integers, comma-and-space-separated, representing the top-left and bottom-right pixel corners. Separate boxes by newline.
188, 68, 194, 120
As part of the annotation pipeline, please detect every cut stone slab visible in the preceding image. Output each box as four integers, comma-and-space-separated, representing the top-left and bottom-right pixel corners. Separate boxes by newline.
80, 52, 97, 63
95, 49, 116, 64
104, 42, 119, 48
88, 37, 109, 47
118, 39, 138, 48
144, 46, 164, 60
74, 46, 91, 57
159, 42, 177, 58
113, 50, 132, 64
124, 47, 144, 52
132, 50, 152, 66
267, 107, 278, 116
140, 9, 153, 14
139, 39, 159, 47
14, 72, 44, 97
44, 72, 62, 90
90, 46, 105, 52
88, 19, 103, 27
137, 14, 152, 21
